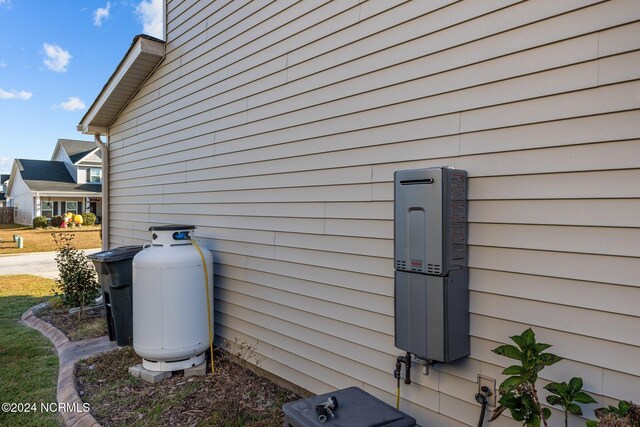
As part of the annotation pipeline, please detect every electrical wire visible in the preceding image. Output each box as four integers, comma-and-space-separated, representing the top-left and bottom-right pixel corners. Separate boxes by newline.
192, 239, 215, 374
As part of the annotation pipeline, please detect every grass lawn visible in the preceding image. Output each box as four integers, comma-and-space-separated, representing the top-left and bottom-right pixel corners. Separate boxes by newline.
0, 275, 60, 427
0, 224, 101, 255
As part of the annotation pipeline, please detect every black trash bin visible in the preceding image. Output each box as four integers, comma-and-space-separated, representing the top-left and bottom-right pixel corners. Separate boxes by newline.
88, 245, 143, 346
283, 387, 416, 427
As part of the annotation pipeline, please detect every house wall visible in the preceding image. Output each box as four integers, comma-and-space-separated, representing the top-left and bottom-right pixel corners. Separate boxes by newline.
10, 172, 33, 225
40, 197, 86, 216
52, 145, 77, 181
105, 1, 640, 425
76, 164, 102, 184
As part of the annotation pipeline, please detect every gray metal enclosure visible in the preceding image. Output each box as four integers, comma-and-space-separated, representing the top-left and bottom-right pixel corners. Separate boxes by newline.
394, 167, 467, 276
394, 167, 470, 363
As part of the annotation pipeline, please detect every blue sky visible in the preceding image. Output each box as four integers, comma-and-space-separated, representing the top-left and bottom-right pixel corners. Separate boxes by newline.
0, 0, 162, 174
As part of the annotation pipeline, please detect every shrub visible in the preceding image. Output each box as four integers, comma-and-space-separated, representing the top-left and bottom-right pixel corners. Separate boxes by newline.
81, 212, 97, 226
52, 233, 100, 314
490, 328, 563, 427
587, 401, 640, 427
51, 215, 63, 227
33, 215, 48, 228
545, 377, 596, 427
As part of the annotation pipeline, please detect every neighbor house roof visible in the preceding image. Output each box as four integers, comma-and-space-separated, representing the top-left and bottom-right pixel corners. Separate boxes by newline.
78, 34, 165, 135
57, 139, 102, 164
1, 174, 9, 183
14, 159, 101, 194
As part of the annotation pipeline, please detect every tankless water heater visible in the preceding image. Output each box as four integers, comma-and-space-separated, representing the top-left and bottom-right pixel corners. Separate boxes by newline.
394, 167, 470, 363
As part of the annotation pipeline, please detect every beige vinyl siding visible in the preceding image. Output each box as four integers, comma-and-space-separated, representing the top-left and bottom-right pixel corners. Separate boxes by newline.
105, 0, 640, 425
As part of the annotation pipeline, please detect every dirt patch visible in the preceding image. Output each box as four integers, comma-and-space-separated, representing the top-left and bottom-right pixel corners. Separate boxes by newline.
76, 346, 300, 426
37, 305, 108, 341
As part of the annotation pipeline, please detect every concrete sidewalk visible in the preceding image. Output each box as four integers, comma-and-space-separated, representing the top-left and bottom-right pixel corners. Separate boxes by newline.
0, 249, 101, 279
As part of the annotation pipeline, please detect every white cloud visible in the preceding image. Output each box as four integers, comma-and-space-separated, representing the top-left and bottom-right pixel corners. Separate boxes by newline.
58, 96, 86, 111
0, 0, 12, 9
0, 156, 12, 174
0, 88, 32, 100
135, 0, 163, 39
43, 43, 71, 72
0, 60, 6, 68
93, 2, 111, 27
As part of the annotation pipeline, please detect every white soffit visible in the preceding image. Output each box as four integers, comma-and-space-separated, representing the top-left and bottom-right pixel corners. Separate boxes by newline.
78, 35, 164, 135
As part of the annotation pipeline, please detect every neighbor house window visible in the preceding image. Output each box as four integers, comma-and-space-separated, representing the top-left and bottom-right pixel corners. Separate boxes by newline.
86, 168, 102, 183
66, 201, 78, 214
41, 201, 53, 219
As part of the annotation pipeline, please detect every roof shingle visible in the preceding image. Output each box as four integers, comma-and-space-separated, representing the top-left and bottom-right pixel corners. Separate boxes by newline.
15, 159, 101, 194
59, 139, 99, 164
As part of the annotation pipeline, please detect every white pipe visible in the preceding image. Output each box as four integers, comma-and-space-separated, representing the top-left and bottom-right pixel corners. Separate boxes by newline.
94, 135, 109, 250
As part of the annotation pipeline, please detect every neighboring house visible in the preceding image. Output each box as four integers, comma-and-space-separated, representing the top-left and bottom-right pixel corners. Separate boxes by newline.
78, 2, 640, 426
51, 139, 104, 185
6, 139, 102, 225
0, 174, 8, 207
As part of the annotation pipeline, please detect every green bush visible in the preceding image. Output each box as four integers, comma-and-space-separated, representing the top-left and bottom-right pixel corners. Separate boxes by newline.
491, 328, 563, 427
51, 215, 63, 227
588, 401, 640, 427
33, 215, 48, 228
81, 212, 97, 226
52, 233, 100, 312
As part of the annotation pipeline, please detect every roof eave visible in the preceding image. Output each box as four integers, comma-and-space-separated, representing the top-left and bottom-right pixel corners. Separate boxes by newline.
78, 35, 165, 136
34, 191, 102, 197
4, 161, 18, 197
73, 147, 102, 165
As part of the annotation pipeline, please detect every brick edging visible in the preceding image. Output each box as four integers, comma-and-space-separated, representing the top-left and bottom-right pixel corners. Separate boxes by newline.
22, 303, 102, 427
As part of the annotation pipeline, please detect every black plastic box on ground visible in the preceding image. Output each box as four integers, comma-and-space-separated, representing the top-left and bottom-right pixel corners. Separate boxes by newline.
88, 245, 143, 346
283, 387, 416, 427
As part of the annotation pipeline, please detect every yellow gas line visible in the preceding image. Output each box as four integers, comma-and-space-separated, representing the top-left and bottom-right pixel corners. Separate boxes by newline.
192, 239, 215, 374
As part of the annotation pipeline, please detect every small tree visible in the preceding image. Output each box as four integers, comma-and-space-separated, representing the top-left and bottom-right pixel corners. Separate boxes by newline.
52, 233, 100, 315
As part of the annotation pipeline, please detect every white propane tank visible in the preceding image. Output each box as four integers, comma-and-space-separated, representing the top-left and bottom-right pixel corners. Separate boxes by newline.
132, 225, 214, 372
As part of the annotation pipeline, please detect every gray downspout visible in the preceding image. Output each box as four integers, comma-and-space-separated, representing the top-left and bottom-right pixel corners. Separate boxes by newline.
94, 135, 109, 250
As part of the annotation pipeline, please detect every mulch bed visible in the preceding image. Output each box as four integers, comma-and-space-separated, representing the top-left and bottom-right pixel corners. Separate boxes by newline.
76, 346, 301, 427
37, 304, 108, 341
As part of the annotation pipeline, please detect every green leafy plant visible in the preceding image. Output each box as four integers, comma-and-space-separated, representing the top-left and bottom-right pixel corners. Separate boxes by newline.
33, 215, 48, 228
587, 401, 640, 427
544, 377, 596, 427
490, 328, 562, 427
81, 212, 97, 226
52, 233, 100, 316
